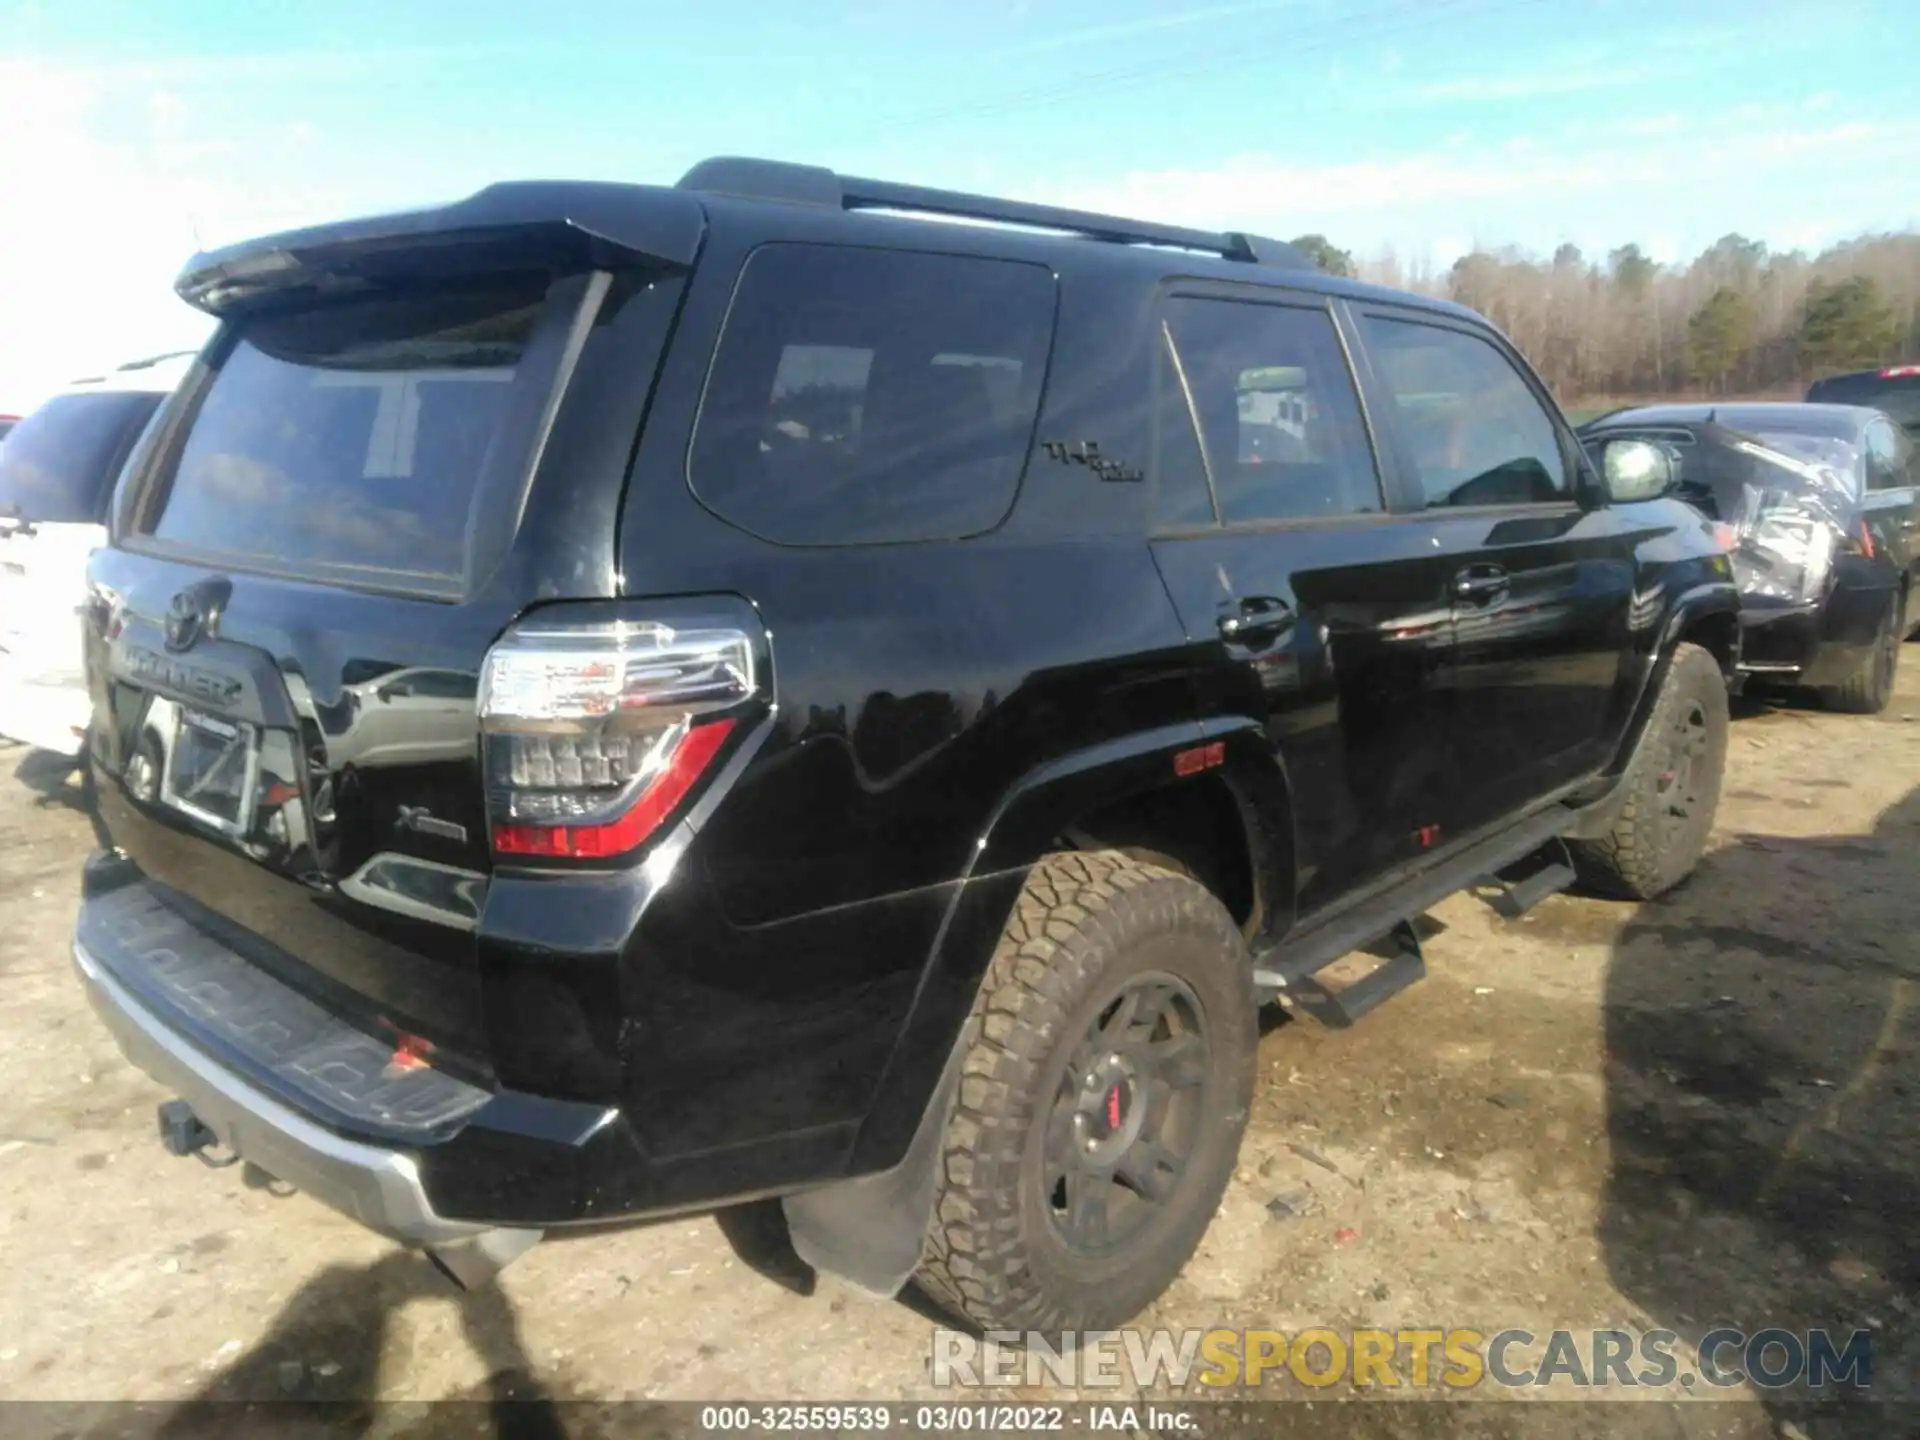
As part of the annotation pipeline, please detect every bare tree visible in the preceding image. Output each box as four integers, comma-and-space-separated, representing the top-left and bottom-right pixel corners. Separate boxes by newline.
1354, 228, 1920, 403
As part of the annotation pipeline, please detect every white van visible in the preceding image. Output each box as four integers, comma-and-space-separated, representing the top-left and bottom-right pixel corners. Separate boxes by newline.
0, 352, 196, 758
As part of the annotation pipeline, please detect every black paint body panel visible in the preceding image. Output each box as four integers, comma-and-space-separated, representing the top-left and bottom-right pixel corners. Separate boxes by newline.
76, 175, 1738, 1228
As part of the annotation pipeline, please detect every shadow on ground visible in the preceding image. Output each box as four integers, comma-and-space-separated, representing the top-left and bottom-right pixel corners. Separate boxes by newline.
1601, 784, 1920, 1436
8, 744, 87, 814
35, 1203, 834, 1439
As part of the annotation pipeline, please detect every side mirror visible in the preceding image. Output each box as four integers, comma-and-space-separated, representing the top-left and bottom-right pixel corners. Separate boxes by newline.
1599, 438, 1675, 503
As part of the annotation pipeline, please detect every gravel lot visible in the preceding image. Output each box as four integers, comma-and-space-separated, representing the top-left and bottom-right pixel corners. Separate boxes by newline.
0, 669, 1914, 1437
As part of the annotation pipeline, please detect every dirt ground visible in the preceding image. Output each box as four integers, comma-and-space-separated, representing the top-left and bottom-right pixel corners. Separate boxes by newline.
0, 666, 1915, 1437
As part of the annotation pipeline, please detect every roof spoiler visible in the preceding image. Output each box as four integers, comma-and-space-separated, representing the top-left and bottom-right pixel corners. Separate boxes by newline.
677, 156, 1313, 270
175, 182, 706, 316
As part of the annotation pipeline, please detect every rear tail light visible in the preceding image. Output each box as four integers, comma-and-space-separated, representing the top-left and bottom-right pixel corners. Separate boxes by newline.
479, 609, 758, 859
1880, 365, 1920, 379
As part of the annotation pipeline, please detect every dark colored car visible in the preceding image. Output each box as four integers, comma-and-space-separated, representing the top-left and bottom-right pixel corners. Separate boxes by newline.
1808, 365, 1920, 439
1579, 403, 1918, 713
0, 355, 194, 756
71, 158, 1739, 1332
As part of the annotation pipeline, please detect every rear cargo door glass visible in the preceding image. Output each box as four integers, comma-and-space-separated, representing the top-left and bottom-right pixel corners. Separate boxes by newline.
690, 244, 1055, 546
1810, 373, 1920, 432
143, 281, 547, 583
0, 391, 165, 524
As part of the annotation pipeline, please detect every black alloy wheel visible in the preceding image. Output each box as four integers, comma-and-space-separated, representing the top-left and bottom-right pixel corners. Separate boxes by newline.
1044, 975, 1209, 1255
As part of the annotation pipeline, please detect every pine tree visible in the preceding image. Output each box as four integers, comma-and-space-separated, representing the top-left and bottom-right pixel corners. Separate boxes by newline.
1686, 288, 1757, 393
1798, 276, 1901, 376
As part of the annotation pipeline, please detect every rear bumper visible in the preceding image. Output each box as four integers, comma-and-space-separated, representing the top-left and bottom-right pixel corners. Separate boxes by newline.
73, 936, 499, 1247
69, 867, 629, 1243
71, 848, 870, 1239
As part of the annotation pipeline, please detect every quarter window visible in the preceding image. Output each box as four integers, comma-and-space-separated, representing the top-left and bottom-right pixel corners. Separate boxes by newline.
690, 244, 1056, 547
1363, 316, 1571, 508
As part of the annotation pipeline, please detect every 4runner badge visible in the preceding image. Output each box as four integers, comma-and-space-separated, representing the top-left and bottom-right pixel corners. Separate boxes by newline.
1041, 439, 1143, 483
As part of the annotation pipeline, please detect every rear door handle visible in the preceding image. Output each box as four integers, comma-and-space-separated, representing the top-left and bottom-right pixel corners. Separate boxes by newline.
1218, 596, 1294, 643
1452, 566, 1510, 604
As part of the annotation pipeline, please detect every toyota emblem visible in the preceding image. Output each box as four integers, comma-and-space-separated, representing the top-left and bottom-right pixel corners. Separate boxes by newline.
162, 577, 230, 653
164, 591, 205, 652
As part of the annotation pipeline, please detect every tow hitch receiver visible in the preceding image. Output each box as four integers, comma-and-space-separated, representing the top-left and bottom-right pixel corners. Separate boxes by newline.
157, 1099, 239, 1168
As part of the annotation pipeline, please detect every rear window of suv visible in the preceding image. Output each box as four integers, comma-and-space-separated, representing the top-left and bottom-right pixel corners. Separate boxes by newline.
142, 280, 549, 583
0, 391, 165, 525
1806, 371, 1920, 431
690, 244, 1056, 546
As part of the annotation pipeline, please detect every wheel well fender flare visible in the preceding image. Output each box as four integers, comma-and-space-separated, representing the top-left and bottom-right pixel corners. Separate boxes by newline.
782, 716, 1293, 1298
976, 714, 1293, 928
1575, 580, 1737, 826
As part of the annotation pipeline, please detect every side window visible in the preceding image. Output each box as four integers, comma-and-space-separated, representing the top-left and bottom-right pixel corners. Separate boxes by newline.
1362, 316, 1571, 508
1152, 324, 1217, 527
689, 244, 1055, 547
1161, 297, 1382, 524
1864, 420, 1904, 490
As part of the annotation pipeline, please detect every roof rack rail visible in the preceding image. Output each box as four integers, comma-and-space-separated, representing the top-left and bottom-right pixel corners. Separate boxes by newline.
676, 156, 1310, 270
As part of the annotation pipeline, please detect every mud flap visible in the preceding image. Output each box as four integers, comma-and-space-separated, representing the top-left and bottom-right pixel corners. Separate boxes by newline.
780, 1032, 966, 1299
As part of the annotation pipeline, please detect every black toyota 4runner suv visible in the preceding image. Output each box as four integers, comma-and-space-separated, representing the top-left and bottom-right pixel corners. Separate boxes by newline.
73, 158, 1739, 1332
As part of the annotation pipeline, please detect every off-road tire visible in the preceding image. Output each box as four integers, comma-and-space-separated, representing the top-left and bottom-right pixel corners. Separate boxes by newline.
1570, 641, 1728, 900
912, 851, 1257, 1334
1819, 590, 1902, 715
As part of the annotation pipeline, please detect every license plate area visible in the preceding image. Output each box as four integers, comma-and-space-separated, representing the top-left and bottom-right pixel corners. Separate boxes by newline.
160, 707, 260, 837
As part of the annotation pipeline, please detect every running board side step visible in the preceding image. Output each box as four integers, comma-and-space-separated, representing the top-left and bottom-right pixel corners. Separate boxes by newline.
1284, 920, 1424, 1029
1478, 838, 1576, 920
1250, 803, 1573, 1026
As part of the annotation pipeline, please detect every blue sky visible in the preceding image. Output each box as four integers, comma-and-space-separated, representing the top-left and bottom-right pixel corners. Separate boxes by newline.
2, 0, 1916, 408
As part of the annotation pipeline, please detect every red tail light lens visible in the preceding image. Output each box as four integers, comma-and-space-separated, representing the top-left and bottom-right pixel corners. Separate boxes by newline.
1880, 365, 1920, 379
479, 610, 757, 859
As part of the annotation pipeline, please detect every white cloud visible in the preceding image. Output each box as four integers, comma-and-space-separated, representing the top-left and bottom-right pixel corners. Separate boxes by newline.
0, 62, 214, 411
51, 45, 505, 91
1410, 64, 1656, 105
0, 60, 390, 412
1034, 113, 1920, 265
995, 0, 1301, 57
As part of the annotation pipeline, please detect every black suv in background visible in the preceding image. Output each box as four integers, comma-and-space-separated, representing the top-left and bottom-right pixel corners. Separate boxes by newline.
72, 158, 1738, 1333
1808, 365, 1920, 439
